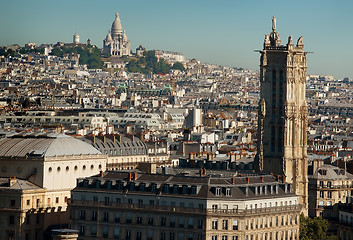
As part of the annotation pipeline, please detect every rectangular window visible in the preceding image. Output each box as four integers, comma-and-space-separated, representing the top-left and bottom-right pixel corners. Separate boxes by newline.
9, 215, 15, 225
212, 236, 218, 240
179, 217, 184, 228
115, 213, 120, 223
136, 231, 142, 240
327, 191, 332, 198
170, 233, 175, 240
56, 197, 59, 204
126, 229, 131, 240
161, 217, 166, 226
92, 211, 97, 221
113, 228, 120, 239
104, 197, 110, 205
10, 200, 15, 206
197, 219, 203, 229
126, 213, 132, 224
222, 236, 228, 240
188, 218, 194, 228
103, 212, 109, 222
170, 216, 175, 227
79, 226, 85, 236
233, 220, 238, 230
148, 216, 154, 225
223, 219, 228, 230
149, 200, 155, 205
137, 216, 142, 224
27, 199, 30, 206
212, 219, 218, 230
80, 210, 86, 220
160, 232, 166, 240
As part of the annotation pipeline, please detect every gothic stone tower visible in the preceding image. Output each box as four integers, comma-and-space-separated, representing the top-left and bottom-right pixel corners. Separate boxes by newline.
256, 17, 308, 213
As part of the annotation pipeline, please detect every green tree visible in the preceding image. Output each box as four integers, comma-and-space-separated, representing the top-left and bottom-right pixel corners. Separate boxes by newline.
171, 62, 185, 71
51, 47, 63, 57
299, 215, 337, 240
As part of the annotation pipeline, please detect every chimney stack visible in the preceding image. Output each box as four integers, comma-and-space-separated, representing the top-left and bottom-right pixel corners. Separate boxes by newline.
246, 177, 249, 184
128, 172, 132, 181
133, 171, 137, 180
100, 170, 103, 177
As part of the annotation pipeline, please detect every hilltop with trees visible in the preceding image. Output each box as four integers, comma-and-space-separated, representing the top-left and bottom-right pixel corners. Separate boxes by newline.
50, 44, 103, 69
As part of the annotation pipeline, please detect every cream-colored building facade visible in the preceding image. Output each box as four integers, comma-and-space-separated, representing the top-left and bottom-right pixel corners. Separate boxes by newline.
0, 133, 107, 240
256, 17, 308, 213
70, 171, 301, 240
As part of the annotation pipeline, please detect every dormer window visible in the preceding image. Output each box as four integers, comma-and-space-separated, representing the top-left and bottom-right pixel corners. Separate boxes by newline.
151, 183, 156, 192
225, 188, 231, 196
140, 183, 145, 191
191, 186, 197, 194
182, 185, 188, 194
215, 188, 221, 196
117, 181, 123, 190
173, 185, 179, 194
163, 184, 170, 193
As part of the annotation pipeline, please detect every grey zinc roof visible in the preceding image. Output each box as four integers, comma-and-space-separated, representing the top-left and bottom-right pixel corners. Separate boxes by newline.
0, 178, 42, 190
0, 133, 101, 158
310, 164, 353, 180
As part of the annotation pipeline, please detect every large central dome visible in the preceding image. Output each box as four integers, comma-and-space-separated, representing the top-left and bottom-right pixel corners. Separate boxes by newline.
111, 12, 122, 37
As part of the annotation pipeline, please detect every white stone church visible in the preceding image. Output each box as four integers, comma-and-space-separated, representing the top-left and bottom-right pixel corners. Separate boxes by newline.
103, 12, 131, 57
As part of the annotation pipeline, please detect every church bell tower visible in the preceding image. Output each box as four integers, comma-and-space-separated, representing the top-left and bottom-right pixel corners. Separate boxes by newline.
256, 17, 308, 213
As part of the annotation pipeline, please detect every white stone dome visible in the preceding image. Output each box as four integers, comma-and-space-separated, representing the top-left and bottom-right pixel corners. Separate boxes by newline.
111, 12, 122, 36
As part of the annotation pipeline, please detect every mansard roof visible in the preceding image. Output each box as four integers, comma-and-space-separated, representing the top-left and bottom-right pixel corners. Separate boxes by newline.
74, 170, 297, 201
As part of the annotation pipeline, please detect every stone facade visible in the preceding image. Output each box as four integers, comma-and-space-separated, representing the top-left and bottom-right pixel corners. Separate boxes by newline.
256, 17, 308, 213
103, 12, 131, 57
69, 171, 301, 240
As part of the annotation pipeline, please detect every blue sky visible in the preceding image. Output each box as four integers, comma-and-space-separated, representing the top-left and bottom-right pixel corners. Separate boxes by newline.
1, 0, 353, 79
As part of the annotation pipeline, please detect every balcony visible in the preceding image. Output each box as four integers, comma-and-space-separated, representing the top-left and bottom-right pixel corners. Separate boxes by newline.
70, 200, 302, 217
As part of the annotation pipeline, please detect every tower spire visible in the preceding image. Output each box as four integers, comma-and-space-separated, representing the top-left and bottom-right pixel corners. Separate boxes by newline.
272, 16, 276, 32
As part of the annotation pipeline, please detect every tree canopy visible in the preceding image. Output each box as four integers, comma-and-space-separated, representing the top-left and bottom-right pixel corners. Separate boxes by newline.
126, 50, 182, 74
171, 62, 185, 71
299, 215, 337, 240
50, 45, 103, 69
